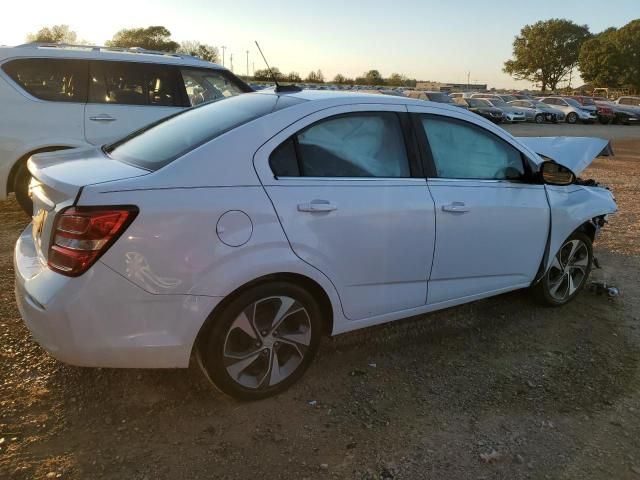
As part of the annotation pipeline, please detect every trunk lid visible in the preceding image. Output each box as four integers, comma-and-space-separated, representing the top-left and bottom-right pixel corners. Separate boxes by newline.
28, 147, 149, 261
516, 137, 613, 174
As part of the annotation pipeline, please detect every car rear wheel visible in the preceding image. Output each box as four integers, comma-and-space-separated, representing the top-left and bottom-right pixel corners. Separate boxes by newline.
598, 117, 611, 125
566, 112, 578, 124
13, 161, 33, 215
533, 232, 593, 307
198, 282, 323, 400
535, 114, 544, 124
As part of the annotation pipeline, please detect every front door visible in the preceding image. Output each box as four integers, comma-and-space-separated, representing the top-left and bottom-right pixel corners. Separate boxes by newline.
410, 109, 549, 305
256, 106, 436, 320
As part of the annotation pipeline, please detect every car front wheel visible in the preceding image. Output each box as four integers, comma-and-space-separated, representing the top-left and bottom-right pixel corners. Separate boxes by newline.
198, 282, 323, 400
566, 112, 578, 124
533, 232, 593, 307
535, 114, 544, 124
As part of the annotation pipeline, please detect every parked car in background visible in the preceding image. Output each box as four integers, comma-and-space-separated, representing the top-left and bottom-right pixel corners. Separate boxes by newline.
405, 91, 467, 109
478, 98, 526, 123
449, 92, 477, 100
508, 99, 558, 123
615, 96, 640, 107
511, 93, 535, 101
569, 96, 615, 125
0, 43, 252, 214
509, 99, 564, 123
496, 94, 518, 103
539, 97, 598, 124
15, 90, 616, 400
593, 97, 640, 125
454, 97, 504, 122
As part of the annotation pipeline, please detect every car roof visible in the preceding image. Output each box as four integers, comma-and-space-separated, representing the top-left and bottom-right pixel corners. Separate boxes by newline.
0, 43, 225, 69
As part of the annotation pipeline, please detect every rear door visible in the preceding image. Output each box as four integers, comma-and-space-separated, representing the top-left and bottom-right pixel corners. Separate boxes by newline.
85, 61, 185, 145
408, 106, 549, 305
254, 105, 436, 321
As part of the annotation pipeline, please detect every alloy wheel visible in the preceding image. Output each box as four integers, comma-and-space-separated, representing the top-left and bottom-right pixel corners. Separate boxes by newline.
222, 296, 312, 389
546, 239, 590, 302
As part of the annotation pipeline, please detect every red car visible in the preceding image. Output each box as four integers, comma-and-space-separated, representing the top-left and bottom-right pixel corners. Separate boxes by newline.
569, 96, 615, 124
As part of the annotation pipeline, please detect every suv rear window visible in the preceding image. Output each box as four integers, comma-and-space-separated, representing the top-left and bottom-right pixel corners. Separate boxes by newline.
2, 58, 87, 102
105, 93, 287, 170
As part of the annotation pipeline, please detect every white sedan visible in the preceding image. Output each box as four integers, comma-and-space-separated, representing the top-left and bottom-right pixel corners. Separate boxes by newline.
15, 90, 617, 400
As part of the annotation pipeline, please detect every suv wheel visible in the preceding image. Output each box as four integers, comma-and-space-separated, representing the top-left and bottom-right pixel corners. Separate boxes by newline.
13, 161, 33, 215
198, 282, 323, 400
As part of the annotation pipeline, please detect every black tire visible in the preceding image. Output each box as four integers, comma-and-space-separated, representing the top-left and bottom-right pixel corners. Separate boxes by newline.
534, 114, 544, 124
598, 117, 611, 125
198, 281, 323, 400
13, 161, 33, 215
566, 112, 578, 124
532, 232, 593, 307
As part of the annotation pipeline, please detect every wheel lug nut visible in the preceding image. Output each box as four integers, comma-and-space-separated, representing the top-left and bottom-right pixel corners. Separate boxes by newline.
255, 341, 261, 347
262, 348, 269, 354
261, 331, 267, 336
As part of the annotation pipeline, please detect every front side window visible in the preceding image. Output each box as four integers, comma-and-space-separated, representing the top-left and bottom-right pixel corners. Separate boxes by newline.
2, 58, 87, 102
420, 115, 525, 180
270, 112, 411, 178
180, 68, 246, 106
89, 61, 180, 106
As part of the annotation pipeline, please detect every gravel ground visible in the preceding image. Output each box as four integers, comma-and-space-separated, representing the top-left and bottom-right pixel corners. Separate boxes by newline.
1, 135, 639, 480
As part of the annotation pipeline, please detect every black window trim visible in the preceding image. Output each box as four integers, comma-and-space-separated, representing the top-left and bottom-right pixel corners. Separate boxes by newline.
269, 110, 423, 180
411, 112, 534, 183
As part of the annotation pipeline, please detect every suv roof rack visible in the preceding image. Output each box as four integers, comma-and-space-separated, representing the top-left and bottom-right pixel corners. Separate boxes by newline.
14, 43, 201, 61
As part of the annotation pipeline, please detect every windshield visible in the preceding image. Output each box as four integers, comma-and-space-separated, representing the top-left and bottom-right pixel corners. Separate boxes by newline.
106, 93, 282, 171
499, 95, 517, 102
466, 98, 489, 108
426, 92, 453, 103
579, 97, 596, 106
489, 98, 507, 107
565, 98, 582, 108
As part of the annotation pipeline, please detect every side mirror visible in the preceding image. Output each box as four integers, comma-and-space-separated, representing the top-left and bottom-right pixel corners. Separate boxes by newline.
540, 161, 576, 186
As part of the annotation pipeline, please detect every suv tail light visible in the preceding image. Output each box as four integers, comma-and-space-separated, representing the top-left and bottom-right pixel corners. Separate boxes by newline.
48, 206, 138, 277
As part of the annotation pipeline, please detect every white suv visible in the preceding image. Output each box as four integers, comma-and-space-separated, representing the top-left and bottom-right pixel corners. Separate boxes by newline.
0, 43, 251, 213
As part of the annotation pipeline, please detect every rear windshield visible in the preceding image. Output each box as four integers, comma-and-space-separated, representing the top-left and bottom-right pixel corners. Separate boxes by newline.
105, 93, 280, 170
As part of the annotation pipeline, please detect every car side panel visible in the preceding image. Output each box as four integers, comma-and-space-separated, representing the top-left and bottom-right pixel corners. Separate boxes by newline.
544, 185, 617, 271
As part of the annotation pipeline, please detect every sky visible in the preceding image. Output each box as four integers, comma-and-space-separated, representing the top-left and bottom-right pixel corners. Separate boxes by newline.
1, 0, 638, 89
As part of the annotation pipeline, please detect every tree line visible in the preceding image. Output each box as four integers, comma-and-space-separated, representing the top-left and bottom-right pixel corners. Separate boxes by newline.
504, 18, 639, 92
25, 25, 417, 86
253, 68, 417, 86
25, 25, 220, 63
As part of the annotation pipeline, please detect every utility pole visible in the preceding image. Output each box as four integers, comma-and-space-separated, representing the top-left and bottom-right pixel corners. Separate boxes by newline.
252, 61, 255, 76
230, 53, 233, 72
221, 46, 226, 67
246, 50, 249, 77
467, 71, 470, 91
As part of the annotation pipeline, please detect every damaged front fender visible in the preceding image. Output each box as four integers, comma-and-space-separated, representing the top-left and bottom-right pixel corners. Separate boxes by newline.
543, 184, 617, 273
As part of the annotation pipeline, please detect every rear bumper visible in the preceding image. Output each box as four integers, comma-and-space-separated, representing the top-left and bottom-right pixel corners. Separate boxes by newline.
14, 226, 221, 368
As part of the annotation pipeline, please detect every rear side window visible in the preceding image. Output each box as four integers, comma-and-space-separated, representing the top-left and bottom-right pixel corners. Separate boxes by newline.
270, 112, 411, 178
2, 58, 87, 102
89, 61, 180, 106
106, 93, 279, 170
180, 68, 247, 106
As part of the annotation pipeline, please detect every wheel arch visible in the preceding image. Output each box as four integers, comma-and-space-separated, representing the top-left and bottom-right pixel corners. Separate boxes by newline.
7, 145, 75, 193
192, 272, 334, 358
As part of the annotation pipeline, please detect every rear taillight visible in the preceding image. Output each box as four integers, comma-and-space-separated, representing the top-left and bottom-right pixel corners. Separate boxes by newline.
48, 206, 138, 277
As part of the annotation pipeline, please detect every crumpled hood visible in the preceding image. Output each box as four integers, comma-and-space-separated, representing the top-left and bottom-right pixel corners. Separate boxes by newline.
515, 136, 614, 174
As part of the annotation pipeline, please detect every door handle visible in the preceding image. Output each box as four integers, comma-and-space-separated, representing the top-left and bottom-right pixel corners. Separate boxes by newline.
89, 114, 116, 122
297, 200, 337, 213
442, 202, 470, 213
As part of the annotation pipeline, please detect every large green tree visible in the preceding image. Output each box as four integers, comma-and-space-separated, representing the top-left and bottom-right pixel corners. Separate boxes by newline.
504, 19, 591, 91
26, 25, 78, 44
178, 41, 219, 62
106, 26, 179, 52
579, 19, 640, 90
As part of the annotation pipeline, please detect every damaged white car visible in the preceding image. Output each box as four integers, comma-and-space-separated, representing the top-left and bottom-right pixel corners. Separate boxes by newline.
15, 91, 617, 399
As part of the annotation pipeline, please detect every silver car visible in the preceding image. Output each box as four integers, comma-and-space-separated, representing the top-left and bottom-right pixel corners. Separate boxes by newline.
539, 97, 598, 124
509, 100, 564, 123
480, 98, 526, 123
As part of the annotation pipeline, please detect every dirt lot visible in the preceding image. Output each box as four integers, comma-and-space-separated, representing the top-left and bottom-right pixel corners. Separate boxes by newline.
1, 131, 639, 480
